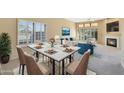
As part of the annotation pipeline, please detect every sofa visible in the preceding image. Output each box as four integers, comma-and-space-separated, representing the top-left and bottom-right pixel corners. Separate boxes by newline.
78, 43, 94, 55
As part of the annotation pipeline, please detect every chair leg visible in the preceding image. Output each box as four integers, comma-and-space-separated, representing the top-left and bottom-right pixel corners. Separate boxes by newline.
69, 55, 72, 63
19, 64, 21, 74
66, 72, 70, 75
22, 64, 25, 75
66, 72, 68, 75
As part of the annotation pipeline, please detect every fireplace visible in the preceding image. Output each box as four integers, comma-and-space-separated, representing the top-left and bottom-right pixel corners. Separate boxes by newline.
107, 38, 117, 47
105, 36, 119, 48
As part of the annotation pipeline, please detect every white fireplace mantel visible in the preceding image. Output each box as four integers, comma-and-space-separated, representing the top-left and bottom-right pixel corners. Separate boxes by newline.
105, 36, 120, 48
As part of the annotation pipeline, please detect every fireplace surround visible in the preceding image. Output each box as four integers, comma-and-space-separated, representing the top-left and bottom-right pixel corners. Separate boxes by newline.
107, 38, 117, 47
105, 36, 119, 48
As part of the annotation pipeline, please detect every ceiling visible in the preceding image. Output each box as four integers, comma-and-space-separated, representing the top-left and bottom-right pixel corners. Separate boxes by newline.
65, 18, 104, 22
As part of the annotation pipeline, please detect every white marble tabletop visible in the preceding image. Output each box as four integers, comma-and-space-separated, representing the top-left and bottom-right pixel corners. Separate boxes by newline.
27, 43, 80, 62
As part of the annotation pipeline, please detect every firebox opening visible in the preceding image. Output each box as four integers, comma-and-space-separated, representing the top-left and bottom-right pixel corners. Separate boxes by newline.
107, 38, 117, 47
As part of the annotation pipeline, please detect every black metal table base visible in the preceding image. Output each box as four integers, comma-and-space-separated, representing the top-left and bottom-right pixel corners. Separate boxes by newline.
69, 55, 72, 63
50, 59, 55, 75
35, 51, 73, 75
62, 60, 65, 75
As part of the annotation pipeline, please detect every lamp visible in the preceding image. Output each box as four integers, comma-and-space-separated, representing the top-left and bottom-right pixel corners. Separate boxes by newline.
54, 35, 60, 44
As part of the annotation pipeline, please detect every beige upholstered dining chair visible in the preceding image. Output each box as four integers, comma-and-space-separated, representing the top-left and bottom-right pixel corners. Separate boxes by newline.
24, 52, 50, 75
66, 49, 90, 75
16, 46, 26, 75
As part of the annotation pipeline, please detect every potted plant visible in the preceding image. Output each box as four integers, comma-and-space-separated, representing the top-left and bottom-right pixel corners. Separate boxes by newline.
0, 33, 11, 64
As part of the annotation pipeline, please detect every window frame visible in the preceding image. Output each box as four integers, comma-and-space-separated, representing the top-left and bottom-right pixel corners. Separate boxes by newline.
17, 19, 47, 45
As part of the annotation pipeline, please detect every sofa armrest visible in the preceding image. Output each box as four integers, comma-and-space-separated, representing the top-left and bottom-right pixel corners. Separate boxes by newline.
78, 43, 94, 55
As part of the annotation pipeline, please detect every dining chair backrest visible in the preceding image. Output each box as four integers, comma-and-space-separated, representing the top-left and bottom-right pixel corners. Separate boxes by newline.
74, 49, 90, 75
16, 46, 26, 65
24, 53, 43, 75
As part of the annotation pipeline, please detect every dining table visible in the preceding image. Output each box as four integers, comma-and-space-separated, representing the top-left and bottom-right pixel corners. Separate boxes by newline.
27, 42, 80, 75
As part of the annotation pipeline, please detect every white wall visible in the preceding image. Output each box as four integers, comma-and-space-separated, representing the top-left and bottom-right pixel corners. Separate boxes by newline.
119, 19, 124, 67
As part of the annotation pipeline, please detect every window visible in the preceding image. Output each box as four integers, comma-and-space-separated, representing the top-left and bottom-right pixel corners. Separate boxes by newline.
77, 22, 98, 41
78, 28, 97, 41
18, 20, 46, 45
34, 23, 46, 42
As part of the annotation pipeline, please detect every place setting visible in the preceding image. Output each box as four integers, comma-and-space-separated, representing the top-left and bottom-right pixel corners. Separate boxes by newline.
63, 46, 74, 53
34, 41, 44, 49
44, 48, 58, 55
